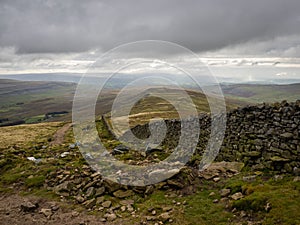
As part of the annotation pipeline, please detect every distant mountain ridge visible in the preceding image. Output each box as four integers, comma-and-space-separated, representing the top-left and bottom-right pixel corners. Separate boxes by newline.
2, 73, 300, 86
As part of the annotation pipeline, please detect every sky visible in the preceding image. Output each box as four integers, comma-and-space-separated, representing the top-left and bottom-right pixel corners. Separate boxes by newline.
0, 0, 300, 82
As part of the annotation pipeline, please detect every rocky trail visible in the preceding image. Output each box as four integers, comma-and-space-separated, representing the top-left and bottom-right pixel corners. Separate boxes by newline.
0, 193, 110, 225
50, 123, 72, 146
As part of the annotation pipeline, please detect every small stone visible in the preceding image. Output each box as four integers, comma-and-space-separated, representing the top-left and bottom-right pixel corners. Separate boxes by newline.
274, 175, 284, 181
213, 199, 219, 203
83, 180, 97, 190
220, 197, 229, 203
112, 145, 129, 155
145, 185, 154, 195
105, 213, 117, 221
20, 201, 38, 212
199, 173, 216, 180
240, 210, 247, 217
71, 211, 80, 217
209, 192, 216, 197
146, 216, 155, 221
148, 207, 154, 212
127, 205, 134, 212
254, 171, 263, 175
103, 179, 122, 193
243, 151, 261, 157
121, 206, 126, 212
158, 212, 171, 222
293, 167, 300, 176
167, 180, 185, 189
243, 175, 257, 182
50, 204, 59, 211
120, 199, 134, 206
96, 196, 105, 204
76, 196, 85, 203
102, 200, 112, 208
219, 189, 231, 197
95, 187, 105, 197
162, 206, 173, 212
231, 192, 244, 200
270, 156, 290, 162
113, 190, 134, 198
293, 176, 300, 182
265, 202, 272, 212
53, 181, 72, 195
69, 144, 76, 149
40, 208, 53, 218
152, 210, 156, 215
213, 177, 221, 182
82, 198, 96, 208
280, 132, 293, 139
86, 187, 95, 198
111, 204, 121, 211
91, 172, 101, 178
60, 152, 70, 158
228, 169, 239, 174
155, 182, 167, 189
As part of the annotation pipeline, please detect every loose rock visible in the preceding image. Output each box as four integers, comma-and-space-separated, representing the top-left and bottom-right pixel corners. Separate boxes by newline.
20, 201, 38, 212
231, 192, 244, 200
219, 189, 231, 197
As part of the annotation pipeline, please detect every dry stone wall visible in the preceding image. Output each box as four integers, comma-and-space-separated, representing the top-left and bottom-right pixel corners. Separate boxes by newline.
127, 100, 300, 173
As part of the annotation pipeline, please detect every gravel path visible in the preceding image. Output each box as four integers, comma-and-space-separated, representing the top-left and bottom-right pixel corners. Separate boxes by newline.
50, 123, 72, 146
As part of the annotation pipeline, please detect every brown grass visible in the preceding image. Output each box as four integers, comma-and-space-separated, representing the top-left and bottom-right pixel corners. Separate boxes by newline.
0, 122, 62, 148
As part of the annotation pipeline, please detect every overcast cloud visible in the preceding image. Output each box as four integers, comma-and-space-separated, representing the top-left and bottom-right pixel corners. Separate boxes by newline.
0, 0, 300, 55
0, 0, 300, 79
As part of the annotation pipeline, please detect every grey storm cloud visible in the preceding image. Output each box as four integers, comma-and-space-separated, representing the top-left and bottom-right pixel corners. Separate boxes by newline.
0, 0, 300, 54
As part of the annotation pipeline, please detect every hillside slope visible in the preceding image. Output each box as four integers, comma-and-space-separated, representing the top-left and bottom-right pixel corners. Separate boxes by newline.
1, 101, 300, 224
0, 79, 75, 126
221, 83, 300, 103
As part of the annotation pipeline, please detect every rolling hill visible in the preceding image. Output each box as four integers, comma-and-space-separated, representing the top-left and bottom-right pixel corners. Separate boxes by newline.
1, 78, 299, 128
221, 83, 300, 104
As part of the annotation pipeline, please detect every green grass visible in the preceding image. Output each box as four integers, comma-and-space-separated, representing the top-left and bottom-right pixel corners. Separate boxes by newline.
1, 172, 25, 184
223, 174, 300, 225
25, 175, 46, 188
25, 115, 45, 124
182, 192, 232, 225
132, 190, 232, 225
0, 160, 33, 184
